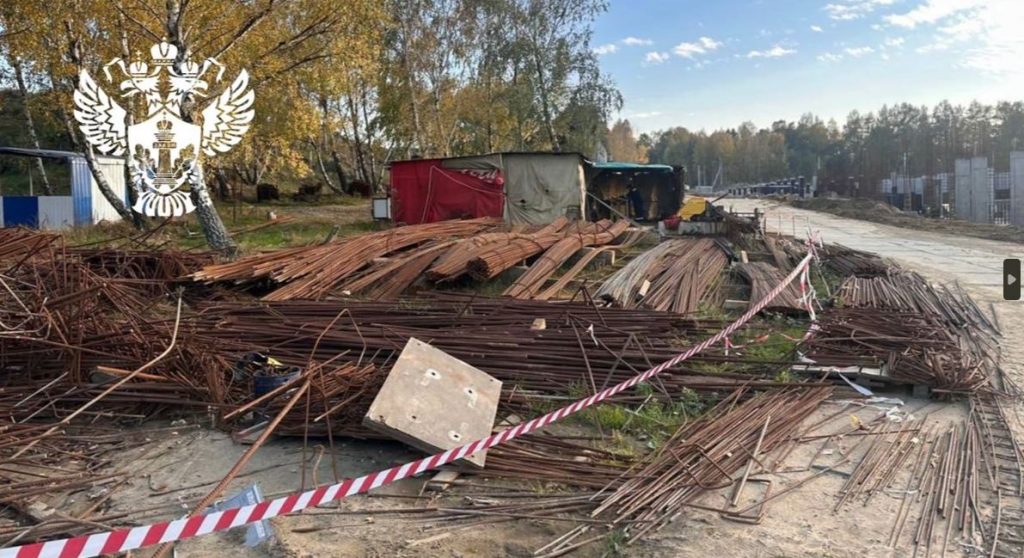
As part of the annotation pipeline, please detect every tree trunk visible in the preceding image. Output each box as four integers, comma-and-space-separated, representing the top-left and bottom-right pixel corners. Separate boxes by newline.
190, 162, 237, 256
397, 12, 423, 157
13, 58, 53, 195
532, 50, 560, 152
358, 88, 379, 186
166, 0, 237, 255
115, 1, 146, 229
329, 145, 350, 195
313, 139, 344, 195
60, 18, 141, 228
83, 144, 137, 223
315, 96, 346, 195
346, 94, 372, 185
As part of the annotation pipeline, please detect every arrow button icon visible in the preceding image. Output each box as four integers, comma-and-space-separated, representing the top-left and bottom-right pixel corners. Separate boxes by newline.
1005, 258, 1021, 300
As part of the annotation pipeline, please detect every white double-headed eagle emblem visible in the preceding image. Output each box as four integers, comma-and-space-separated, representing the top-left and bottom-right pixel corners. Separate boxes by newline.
73, 40, 254, 217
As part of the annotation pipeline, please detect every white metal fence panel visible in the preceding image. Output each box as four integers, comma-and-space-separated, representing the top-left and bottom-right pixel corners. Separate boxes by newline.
37, 196, 75, 230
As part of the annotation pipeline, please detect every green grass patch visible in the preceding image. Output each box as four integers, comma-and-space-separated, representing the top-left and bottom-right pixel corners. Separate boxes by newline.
571, 382, 707, 446
604, 528, 629, 557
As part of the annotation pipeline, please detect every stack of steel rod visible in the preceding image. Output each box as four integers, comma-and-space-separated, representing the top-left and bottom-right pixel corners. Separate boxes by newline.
465, 217, 575, 280
192, 217, 631, 301
424, 232, 532, 281
580, 387, 832, 543
807, 269, 999, 393
533, 229, 649, 301
837, 271, 999, 334
190, 293, 812, 417
191, 218, 500, 300
503, 220, 630, 299
595, 238, 729, 313
0, 227, 61, 267
734, 262, 805, 314
801, 308, 990, 393
834, 420, 924, 510
820, 243, 891, 277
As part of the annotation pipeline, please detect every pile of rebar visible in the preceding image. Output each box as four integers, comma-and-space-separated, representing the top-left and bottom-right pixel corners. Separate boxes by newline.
595, 238, 729, 313
802, 308, 991, 392
0, 227, 61, 266
805, 270, 999, 393
192, 217, 634, 301
190, 293, 812, 421
191, 218, 500, 300
502, 220, 630, 299
557, 387, 832, 546
820, 243, 891, 276
837, 271, 998, 333
734, 261, 805, 314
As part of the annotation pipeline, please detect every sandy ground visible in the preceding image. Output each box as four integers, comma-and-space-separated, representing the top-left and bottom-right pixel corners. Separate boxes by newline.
37, 199, 1024, 557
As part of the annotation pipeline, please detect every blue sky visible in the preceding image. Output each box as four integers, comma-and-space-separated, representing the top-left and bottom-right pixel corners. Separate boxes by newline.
591, 0, 1024, 133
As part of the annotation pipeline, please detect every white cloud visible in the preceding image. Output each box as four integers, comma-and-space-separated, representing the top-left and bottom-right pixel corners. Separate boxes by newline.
883, 37, 905, 47
630, 111, 663, 119
593, 43, 618, 55
644, 51, 670, 64
885, 0, 1024, 86
673, 36, 722, 58
810, 25, 824, 32
885, 0, 977, 28
817, 52, 844, 62
916, 42, 950, 53
844, 46, 875, 57
622, 37, 653, 46
824, 0, 897, 21
746, 45, 798, 59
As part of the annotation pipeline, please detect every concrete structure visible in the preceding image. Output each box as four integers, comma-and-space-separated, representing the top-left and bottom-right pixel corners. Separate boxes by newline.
1012, 152, 1024, 226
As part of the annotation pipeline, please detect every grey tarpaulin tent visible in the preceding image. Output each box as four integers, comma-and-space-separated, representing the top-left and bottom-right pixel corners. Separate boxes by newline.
388, 151, 586, 225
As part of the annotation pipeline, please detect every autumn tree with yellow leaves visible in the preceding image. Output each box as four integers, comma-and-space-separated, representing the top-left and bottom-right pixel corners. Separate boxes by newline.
0, 0, 622, 251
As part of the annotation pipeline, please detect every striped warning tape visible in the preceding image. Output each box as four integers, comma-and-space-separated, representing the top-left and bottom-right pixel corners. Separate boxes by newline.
1, 250, 815, 558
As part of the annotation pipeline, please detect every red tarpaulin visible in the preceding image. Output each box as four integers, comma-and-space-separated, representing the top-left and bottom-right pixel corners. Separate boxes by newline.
390, 159, 505, 224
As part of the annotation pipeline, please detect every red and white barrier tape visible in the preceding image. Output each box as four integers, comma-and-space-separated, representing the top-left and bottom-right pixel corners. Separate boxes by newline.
1, 250, 815, 558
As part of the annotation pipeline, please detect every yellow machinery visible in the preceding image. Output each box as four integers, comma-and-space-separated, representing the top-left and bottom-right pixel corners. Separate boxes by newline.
677, 196, 709, 221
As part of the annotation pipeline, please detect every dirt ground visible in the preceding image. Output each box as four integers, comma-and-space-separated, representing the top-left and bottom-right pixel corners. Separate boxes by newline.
788, 197, 1024, 245
43, 199, 1024, 558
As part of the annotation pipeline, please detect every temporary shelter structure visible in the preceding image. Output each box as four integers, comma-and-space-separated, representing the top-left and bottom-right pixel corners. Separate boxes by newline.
586, 162, 684, 221
389, 152, 586, 225
0, 147, 127, 229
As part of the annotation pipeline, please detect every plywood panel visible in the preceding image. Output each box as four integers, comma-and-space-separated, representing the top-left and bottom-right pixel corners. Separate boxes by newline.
364, 338, 502, 468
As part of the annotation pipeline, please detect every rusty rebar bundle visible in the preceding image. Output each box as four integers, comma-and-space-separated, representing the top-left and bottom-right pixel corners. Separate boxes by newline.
595, 238, 729, 313
503, 220, 630, 299
734, 262, 805, 314
191, 218, 501, 300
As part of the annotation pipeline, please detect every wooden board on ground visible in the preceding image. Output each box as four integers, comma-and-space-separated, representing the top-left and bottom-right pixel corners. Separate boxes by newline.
363, 338, 502, 468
